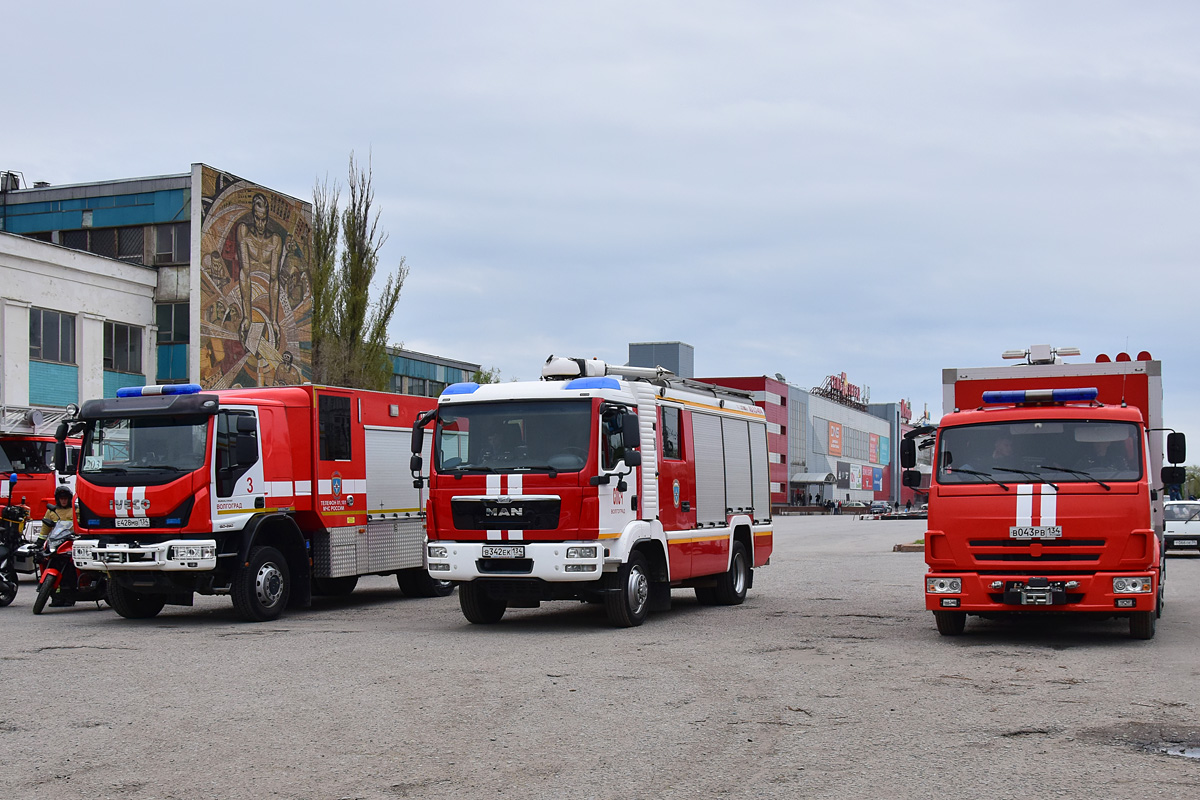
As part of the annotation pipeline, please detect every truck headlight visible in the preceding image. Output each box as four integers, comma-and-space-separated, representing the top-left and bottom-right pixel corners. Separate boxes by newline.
926, 577, 962, 594
566, 547, 597, 559
169, 544, 215, 561
428, 545, 448, 559
1113, 577, 1152, 594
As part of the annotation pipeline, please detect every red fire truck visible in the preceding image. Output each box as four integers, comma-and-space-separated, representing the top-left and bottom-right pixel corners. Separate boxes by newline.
1, 428, 79, 522
55, 383, 449, 621
410, 356, 774, 627
902, 345, 1187, 639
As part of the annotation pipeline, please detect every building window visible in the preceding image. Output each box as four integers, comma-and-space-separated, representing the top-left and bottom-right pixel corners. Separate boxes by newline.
156, 303, 190, 344
29, 308, 76, 364
156, 222, 190, 265
104, 322, 143, 374
58, 227, 146, 263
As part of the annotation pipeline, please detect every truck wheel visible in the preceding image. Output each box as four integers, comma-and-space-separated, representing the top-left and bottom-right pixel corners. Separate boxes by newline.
32, 575, 56, 615
933, 610, 966, 635
1130, 610, 1156, 640
605, 551, 650, 628
459, 581, 506, 624
711, 541, 749, 606
108, 582, 166, 619
232, 546, 290, 622
312, 576, 359, 596
396, 568, 454, 598
1157, 559, 1165, 618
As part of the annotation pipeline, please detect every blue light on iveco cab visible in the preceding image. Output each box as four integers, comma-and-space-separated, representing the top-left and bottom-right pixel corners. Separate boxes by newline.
116, 383, 203, 398
442, 382, 480, 396
982, 387, 1099, 404
564, 376, 621, 391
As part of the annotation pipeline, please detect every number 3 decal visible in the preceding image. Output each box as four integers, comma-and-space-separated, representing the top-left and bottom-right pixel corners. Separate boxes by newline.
246, 477, 254, 493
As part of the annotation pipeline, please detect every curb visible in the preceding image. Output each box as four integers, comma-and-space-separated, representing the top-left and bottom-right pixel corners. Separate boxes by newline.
892, 543, 924, 553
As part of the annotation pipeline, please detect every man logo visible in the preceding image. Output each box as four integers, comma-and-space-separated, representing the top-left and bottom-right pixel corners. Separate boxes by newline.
486, 506, 523, 517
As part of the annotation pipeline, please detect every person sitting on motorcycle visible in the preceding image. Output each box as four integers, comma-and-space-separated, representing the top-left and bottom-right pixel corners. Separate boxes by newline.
40, 486, 75, 607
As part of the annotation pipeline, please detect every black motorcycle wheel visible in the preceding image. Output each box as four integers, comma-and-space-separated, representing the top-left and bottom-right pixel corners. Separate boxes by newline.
32, 575, 56, 615
0, 567, 16, 607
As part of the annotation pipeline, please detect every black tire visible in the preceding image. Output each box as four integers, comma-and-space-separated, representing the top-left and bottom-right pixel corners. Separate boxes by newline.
712, 541, 750, 606
1157, 558, 1165, 618
1130, 610, 1156, 640
605, 550, 650, 628
0, 566, 16, 607
107, 582, 166, 619
459, 581, 506, 624
232, 546, 290, 622
934, 610, 967, 636
694, 586, 718, 605
312, 576, 359, 596
396, 568, 454, 598
33, 574, 55, 615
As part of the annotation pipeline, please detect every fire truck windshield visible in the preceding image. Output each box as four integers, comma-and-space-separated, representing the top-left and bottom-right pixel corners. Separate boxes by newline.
435, 400, 591, 474
0, 440, 53, 474
937, 420, 1142, 484
80, 415, 209, 478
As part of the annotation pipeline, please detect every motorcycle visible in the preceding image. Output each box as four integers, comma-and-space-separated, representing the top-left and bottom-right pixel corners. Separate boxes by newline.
32, 517, 108, 614
0, 473, 31, 607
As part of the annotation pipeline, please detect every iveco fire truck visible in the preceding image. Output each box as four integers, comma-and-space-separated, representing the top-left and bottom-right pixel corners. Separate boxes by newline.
55, 383, 449, 621
901, 345, 1187, 639
410, 356, 774, 627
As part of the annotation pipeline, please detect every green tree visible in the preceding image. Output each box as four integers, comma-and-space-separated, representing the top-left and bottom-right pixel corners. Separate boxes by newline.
309, 153, 407, 390
471, 366, 501, 384
1184, 464, 1200, 500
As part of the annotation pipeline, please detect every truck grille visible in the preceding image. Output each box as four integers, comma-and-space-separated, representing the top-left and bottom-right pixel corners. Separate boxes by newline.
968, 538, 1105, 563
451, 498, 561, 531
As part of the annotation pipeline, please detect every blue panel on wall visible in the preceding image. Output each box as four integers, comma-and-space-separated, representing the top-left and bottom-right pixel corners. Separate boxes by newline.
104, 371, 146, 398
157, 343, 189, 381
29, 362, 79, 407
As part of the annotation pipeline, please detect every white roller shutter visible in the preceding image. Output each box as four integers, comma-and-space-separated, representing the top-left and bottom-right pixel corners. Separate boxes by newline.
722, 417, 752, 514
692, 412, 726, 526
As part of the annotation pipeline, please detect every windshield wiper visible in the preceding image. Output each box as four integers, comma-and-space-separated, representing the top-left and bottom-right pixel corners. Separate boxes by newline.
1038, 464, 1110, 491
949, 469, 1009, 490
994, 467, 1057, 490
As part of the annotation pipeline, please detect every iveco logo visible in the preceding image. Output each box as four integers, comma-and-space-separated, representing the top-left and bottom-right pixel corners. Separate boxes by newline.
110, 498, 151, 512
486, 507, 524, 517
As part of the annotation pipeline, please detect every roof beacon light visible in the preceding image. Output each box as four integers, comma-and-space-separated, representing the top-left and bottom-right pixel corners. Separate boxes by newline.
982, 387, 1098, 405
116, 383, 203, 398
1001, 345, 1080, 365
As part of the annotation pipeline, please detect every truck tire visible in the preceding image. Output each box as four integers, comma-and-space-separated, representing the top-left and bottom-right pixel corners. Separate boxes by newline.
312, 576, 359, 596
396, 569, 454, 598
108, 582, 166, 619
232, 546, 290, 622
32, 575, 56, 615
934, 610, 966, 636
711, 541, 749, 606
459, 581, 506, 624
1130, 610, 1156, 640
605, 550, 650, 628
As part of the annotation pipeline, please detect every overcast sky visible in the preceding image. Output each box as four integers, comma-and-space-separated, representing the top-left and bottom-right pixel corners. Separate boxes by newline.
9, 2, 1199, 445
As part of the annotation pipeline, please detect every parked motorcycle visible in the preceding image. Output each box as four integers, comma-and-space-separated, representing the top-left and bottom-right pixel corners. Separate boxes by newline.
0, 473, 31, 607
32, 518, 108, 614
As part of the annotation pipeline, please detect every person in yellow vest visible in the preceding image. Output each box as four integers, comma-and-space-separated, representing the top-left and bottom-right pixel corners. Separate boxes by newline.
39, 486, 74, 607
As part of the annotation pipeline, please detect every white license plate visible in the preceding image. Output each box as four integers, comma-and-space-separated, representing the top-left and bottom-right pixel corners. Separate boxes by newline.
114, 517, 150, 528
1174, 539, 1198, 547
482, 545, 525, 558
1009, 525, 1062, 539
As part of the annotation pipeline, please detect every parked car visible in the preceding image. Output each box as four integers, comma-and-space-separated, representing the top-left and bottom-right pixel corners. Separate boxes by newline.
1164, 500, 1200, 553
869, 501, 890, 514
843, 501, 868, 509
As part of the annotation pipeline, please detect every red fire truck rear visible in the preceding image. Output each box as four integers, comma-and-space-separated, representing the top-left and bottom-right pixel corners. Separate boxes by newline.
1, 414, 80, 521
54, 383, 450, 621
901, 345, 1187, 639
409, 356, 774, 627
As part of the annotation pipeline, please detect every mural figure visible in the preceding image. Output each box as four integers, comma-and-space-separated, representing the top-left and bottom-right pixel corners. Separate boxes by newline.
198, 168, 312, 390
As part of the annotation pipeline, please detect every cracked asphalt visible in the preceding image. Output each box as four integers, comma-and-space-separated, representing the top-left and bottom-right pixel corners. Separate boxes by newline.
2, 515, 1198, 799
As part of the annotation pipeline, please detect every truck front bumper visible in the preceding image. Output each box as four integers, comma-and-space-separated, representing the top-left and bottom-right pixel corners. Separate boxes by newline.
925, 571, 1157, 613
72, 539, 219, 572
427, 540, 608, 582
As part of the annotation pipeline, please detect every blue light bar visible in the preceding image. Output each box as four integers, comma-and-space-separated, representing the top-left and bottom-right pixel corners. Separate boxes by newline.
441, 382, 480, 396
982, 387, 1099, 404
116, 383, 203, 398
565, 376, 621, 391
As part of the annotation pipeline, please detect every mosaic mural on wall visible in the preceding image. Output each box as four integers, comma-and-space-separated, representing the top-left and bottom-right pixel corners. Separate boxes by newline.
198, 167, 312, 389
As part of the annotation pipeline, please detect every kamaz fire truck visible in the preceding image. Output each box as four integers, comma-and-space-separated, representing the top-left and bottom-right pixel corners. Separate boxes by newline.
54, 383, 450, 621
901, 345, 1187, 639
409, 356, 774, 627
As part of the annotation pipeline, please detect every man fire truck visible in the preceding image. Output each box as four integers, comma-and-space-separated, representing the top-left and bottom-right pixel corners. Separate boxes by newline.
54, 383, 450, 621
901, 345, 1187, 639
409, 355, 774, 627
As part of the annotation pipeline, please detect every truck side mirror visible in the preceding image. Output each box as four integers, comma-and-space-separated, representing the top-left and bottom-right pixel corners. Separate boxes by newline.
622, 411, 641, 450
1162, 466, 1185, 487
1167, 431, 1186, 464
53, 442, 66, 473
411, 425, 425, 456
235, 435, 257, 466
623, 450, 642, 468
900, 439, 916, 469
410, 454, 423, 473
902, 469, 922, 488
